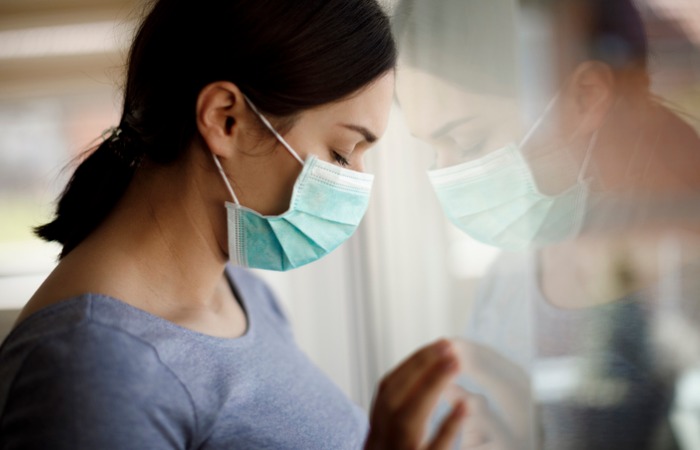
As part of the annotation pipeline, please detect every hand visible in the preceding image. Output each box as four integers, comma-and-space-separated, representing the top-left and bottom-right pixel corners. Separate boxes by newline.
365, 339, 467, 450
446, 339, 535, 450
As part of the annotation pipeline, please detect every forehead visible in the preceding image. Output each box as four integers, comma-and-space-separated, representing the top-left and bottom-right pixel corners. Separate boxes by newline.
396, 68, 518, 139
302, 72, 395, 138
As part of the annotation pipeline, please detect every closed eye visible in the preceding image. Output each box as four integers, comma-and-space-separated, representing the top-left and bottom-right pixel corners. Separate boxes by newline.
332, 150, 350, 167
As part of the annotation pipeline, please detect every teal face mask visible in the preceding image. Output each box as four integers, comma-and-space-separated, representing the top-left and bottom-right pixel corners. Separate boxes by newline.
427, 105, 599, 251
212, 97, 374, 271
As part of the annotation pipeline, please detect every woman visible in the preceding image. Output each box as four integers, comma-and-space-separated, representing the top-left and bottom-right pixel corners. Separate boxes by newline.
0, 1, 466, 448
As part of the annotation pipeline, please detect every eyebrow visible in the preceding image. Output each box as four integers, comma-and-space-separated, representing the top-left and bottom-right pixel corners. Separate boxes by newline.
429, 117, 475, 140
341, 124, 378, 144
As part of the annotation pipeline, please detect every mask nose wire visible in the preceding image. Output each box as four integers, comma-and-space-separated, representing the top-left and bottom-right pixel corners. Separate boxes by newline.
243, 95, 305, 166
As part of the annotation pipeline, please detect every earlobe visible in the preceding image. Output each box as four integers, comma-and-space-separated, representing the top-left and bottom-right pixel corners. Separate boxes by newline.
196, 81, 246, 159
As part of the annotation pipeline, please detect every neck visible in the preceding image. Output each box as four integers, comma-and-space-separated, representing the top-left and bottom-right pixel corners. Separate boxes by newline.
593, 101, 700, 193
60, 144, 231, 312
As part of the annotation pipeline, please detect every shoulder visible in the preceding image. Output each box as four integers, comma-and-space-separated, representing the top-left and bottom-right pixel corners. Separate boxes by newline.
1, 318, 196, 449
5, 318, 194, 407
3, 296, 182, 377
25, 319, 173, 374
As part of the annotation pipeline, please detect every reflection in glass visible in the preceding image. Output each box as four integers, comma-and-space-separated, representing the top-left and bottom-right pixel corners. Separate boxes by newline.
395, 0, 700, 448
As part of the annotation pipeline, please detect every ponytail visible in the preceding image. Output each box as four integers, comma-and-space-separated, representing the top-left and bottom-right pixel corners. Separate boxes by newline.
34, 126, 142, 259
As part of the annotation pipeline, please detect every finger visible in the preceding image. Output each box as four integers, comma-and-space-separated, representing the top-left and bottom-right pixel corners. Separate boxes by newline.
442, 389, 491, 447
460, 443, 494, 450
460, 397, 519, 450
452, 339, 529, 414
378, 339, 456, 410
435, 387, 490, 449
461, 421, 491, 449
368, 340, 458, 444
452, 339, 532, 440
388, 354, 460, 445
426, 400, 467, 450
443, 384, 474, 405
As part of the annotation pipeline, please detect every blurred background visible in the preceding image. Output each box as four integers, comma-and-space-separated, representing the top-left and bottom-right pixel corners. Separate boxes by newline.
0, 0, 137, 336
1, 1, 700, 448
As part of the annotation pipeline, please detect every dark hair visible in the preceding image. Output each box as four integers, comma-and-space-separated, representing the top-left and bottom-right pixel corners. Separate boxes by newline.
524, 0, 650, 92
36, 0, 397, 258
585, 0, 649, 71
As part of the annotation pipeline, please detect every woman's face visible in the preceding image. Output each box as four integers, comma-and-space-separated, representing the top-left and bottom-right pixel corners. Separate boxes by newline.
227, 72, 395, 216
285, 72, 395, 172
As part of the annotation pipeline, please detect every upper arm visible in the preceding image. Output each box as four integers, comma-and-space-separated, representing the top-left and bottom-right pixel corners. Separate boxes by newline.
0, 324, 196, 450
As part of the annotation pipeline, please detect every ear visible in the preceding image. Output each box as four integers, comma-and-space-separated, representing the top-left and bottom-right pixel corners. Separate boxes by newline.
563, 61, 615, 134
196, 81, 255, 159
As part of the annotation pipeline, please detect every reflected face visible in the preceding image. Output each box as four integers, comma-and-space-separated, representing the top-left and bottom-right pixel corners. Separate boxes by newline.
395, 66, 599, 195
396, 67, 522, 168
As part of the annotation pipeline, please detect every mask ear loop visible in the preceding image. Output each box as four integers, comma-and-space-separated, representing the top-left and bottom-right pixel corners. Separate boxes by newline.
518, 94, 559, 151
641, 106, 670, 187
577, 128, 599, 183
624, 115, 648, 182
210, 94, 306, 206
523, 90, 614, 185
576, 95, 623, 185
519, 94, 596, 186
243, 95, 305, 166
211, 154, 241, 205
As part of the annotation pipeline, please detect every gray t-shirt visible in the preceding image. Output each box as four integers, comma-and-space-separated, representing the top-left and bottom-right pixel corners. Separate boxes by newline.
0, 267, 367, 449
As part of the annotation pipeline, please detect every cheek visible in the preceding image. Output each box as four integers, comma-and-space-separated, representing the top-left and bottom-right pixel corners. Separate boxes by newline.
280, 122, 330, 161
244, 142, 304, 215
285, 133, 341, 166
298, 145, 335, 164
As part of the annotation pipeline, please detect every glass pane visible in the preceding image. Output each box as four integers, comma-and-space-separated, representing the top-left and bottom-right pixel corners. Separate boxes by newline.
393, 0, 700, 448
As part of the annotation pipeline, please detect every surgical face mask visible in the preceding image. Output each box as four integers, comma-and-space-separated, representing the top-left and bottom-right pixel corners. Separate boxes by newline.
427, 101, 599, 251
211, 97, 374, 271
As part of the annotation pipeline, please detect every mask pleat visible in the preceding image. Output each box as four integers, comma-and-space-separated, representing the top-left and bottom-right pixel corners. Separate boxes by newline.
434, 169, 534, 217
460, 196, 552, 249
294, 168, 372, 225
429, 142, 591, 249
488, 198, 555, 249
238, 213, 290, 271
267, 217, 329, 268
282, 212, 357, 252
532, 188, 588, 244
